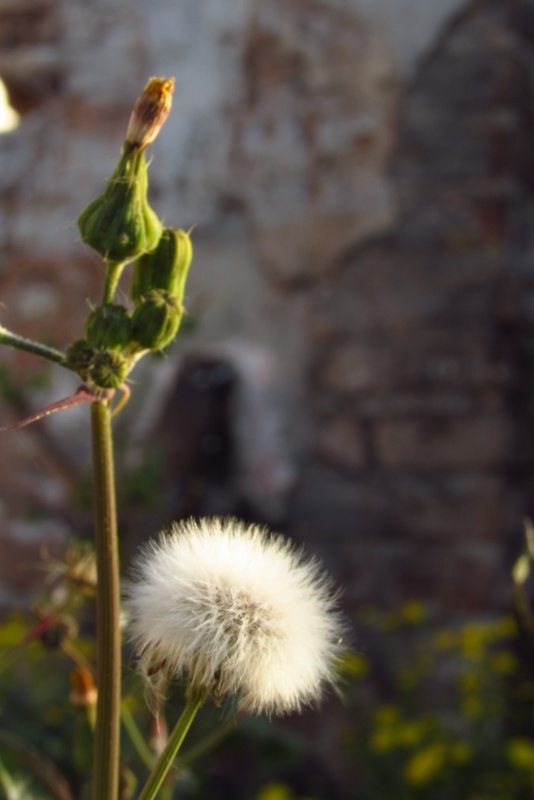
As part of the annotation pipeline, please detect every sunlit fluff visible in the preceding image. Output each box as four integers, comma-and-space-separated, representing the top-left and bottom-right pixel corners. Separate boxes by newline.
126, 518, 344, 715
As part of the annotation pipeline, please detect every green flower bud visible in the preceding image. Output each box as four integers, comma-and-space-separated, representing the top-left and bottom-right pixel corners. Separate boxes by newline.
66, 339, 97, 381
77, 149, 162, 263
130, 227, 193, 302
84, 304, 133, 351
88, 350, 129, 389
131, 289, 182, 351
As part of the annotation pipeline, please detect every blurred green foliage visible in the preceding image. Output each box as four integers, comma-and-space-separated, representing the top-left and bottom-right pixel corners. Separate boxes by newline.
1, 544, 534, 799
340, 602, 534, 800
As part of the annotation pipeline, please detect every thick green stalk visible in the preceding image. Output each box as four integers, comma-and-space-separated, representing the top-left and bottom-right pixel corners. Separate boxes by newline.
91, 400, 121, 800
137, 697, 203, 800
0, 326, 66, 366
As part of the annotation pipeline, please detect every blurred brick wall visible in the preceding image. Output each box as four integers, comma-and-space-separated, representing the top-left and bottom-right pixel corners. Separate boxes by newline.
0, 0, 531, 617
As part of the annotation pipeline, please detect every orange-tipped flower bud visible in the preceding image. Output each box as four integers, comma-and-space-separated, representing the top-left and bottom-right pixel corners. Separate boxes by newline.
125, 77, 175, 151
69, 666, 97, 709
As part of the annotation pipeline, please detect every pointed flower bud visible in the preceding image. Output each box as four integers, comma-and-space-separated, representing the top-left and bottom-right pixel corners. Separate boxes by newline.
125, 77, 175, 151
77, 149, 162, 263
130, 227, 193, 302
131, 289, 182, 351
84, 304, 133, 351
88, 349, 129, 389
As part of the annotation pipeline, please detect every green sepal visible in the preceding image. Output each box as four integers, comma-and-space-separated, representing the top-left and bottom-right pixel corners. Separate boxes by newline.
130, 227, 193, 302
84, 304, 133, 351
131, 289, 182, 351
77, 149, 162, 263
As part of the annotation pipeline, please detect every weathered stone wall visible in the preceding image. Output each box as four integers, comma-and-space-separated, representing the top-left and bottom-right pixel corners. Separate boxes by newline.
299, 0, 534, 614
0, 0, 532, 616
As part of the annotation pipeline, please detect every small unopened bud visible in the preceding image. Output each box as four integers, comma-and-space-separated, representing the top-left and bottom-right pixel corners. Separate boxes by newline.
66, 339, 97, 381
77, 149, 162, 263
131, 289, 182, 351
84, 304, 133, 351
89, 349, 129, 389
40, 616, 78, 650
130, 228, 193, 302
125, 77, 175, 151
69, 666, 97, 709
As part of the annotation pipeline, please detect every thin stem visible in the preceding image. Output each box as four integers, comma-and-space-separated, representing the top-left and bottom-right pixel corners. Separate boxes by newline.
102, 261, 127, 305
91, 400, 121, 800
176, 716, 238, 769
137, 697, 203, 800
0, 326, 67, 366
121, 701, 156, 772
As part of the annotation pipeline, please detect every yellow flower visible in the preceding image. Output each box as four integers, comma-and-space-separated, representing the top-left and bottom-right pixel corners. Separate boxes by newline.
404, 743, 447, 786
460, 623, 490, 658
507, 738, 534, 772
370, 727, 399, 753
339, 652, 370, 677
256, 783, 293, 800
491, 650, 518, 675
373, 705, 400, 726
397, 719, 429, 748
449, 742, 472, 764
400, 601, 427, 625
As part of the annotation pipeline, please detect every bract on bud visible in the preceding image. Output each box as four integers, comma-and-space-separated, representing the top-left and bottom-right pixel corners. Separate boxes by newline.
88, 350, 129, 389
131, 289, 182, 351
66, 339, 98, 381
130, 227, 193, 302
125, 77, 175, 151
77, 149, 162, 263
84, 304, 133, 351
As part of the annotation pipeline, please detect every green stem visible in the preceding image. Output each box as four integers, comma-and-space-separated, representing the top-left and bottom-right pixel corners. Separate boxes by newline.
137, 697, 203, 800
0, 326, 67, 366
91, 400, 121, 800
177, 716, 237, 769
121, 701, 156, 772
102, 261, 127, 304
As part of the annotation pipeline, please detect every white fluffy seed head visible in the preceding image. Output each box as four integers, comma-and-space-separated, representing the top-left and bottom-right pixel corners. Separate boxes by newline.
126, 518, 345, 716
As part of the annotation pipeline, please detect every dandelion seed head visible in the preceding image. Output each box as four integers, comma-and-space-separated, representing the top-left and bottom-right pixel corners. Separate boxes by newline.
126, 518, 345, 715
